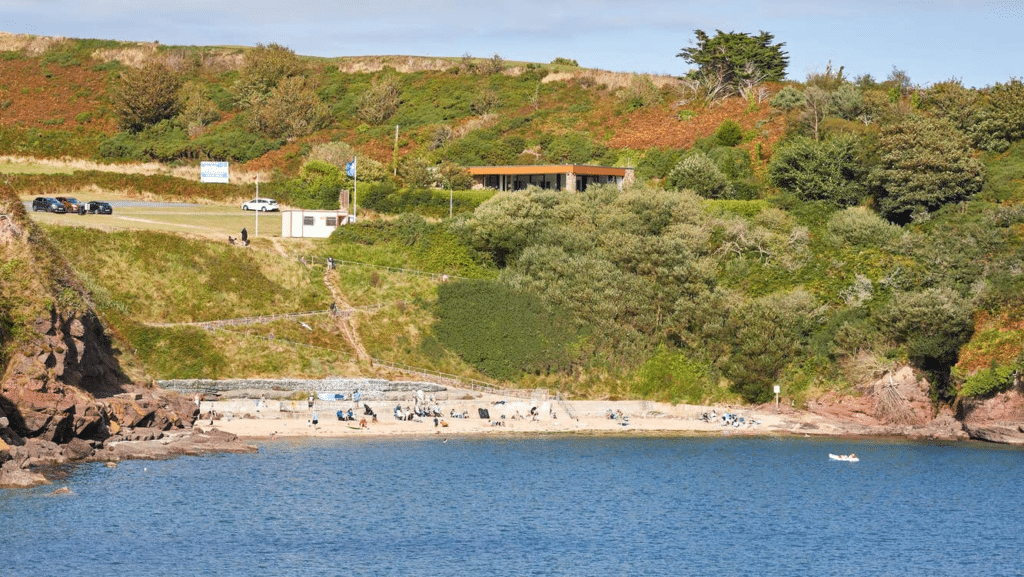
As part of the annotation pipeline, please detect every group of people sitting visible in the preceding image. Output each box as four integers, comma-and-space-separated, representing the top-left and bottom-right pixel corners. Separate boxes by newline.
337, 403, 378, 423
394, 403, 443, 421
699, 410, 759, 428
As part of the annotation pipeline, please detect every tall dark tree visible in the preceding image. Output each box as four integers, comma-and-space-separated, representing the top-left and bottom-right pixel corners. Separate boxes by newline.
868, 115, 984, 223
678, 30, 788, 95
113, 62, 182, 133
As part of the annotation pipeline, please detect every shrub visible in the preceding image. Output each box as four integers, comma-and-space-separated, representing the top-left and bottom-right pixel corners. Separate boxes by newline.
112, 62, 183, 133
631, 348, 718, 404
249, 75, 330, 138
715, 119, 743, 146
880, 287, 975, 397
666, 152, 734, 199
869, 115, 984, 223
191, 129, 281, 163
356, 73, 401, 124
433, 279, 587, 380
768, 134, 867, 206
826, 207, 901, 248
636, 147, 684, 181
959, 365, 1016, 398
234, 43, 305, 108
720, 290, 819, 403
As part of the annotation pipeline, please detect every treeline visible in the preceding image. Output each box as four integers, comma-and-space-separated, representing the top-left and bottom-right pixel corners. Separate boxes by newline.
415, 179, 1024, 405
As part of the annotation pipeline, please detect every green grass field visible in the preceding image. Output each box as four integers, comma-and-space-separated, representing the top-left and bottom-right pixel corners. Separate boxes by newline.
21, 192, 283, 239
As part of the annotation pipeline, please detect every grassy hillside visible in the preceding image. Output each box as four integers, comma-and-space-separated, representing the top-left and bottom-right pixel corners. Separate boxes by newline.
4, 33, 1024, 407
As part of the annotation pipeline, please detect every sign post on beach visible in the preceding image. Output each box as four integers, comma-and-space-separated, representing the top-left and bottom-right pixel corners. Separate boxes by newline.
774, 385, 780, 410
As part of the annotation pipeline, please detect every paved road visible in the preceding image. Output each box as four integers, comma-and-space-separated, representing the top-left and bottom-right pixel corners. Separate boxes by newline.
23, 200, 198, 209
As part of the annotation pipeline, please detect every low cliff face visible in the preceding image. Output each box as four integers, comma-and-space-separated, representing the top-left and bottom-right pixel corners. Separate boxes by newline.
958, 384, 1024, 445
805, 365, 1024, 444
1, 186, 201, 484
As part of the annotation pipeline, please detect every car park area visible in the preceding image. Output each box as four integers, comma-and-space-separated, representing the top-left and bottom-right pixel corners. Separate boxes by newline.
21, 194, 283, 239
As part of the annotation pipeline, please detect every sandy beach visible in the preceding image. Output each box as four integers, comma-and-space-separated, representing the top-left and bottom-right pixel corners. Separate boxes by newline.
197, 386, 854, 440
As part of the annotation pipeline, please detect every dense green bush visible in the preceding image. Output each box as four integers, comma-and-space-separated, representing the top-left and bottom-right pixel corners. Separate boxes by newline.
881, 287, 974, 397
433, 279, 588, 381
630, 348, 719, 404
715, 119, 743, 147
959, 365, 1016, 398
327, 215, 494, 277
825, 207, 901, 248
98, 125, 281, 163
357, 182, 493, 217
666, 152, 734, 198
112, 62, 183, 133
636, 147, 684, 181
718, 290, 819, 403
869, 115, 984, 223
768, 134, 867, 206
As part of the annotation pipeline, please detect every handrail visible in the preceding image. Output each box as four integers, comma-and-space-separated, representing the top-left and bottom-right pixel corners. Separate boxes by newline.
147, 304, 387, 328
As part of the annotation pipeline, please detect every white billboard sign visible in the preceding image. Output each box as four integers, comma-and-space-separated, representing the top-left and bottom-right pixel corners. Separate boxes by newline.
200, 161, 229, 183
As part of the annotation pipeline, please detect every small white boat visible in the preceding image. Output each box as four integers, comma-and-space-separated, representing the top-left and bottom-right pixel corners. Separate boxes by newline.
829, 453, 860, 462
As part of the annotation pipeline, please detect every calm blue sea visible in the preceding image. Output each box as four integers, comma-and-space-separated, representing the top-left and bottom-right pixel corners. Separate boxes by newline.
2, 435, 1023, 577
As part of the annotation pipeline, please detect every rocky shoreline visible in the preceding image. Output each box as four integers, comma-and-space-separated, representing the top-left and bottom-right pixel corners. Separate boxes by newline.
5, 369, 1024, 488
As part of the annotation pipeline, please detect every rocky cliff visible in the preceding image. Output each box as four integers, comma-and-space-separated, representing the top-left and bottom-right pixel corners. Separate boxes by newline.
1, 185, 251, 488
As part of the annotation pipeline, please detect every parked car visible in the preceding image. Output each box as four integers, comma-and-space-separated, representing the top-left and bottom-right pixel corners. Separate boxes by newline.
31, 197, 66, 213
86, 201, 113, 215
55, 196, 86, 214
242, 198, 279, 212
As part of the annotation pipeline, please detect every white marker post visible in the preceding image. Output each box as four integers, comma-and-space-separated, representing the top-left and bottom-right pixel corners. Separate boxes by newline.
774, 385, 781, 410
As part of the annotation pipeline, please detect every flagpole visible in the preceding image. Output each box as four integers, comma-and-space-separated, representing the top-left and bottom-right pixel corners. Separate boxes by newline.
353, 156, 358, 223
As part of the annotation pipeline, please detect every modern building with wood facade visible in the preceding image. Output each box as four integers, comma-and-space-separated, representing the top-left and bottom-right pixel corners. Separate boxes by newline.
467, 165, 634, 192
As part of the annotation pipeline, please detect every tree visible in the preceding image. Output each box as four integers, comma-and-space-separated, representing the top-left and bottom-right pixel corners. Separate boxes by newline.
437, 161, 474, 190
288, 160, 343, 209
720, 290, 818, 403
868, 115, 984, 223
356, 73, 401, 124
677, 30, 788, 97
113, 62, 182, 133
234, 43, 304, 108
768, 134, 867, 206
249, 75, 329, 139
176, 81, 220, 138
880, 287, 974, 398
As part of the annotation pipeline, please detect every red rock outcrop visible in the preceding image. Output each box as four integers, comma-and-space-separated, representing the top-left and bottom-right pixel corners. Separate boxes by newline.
958, 381, 1024, 445
806, 366, 969, 441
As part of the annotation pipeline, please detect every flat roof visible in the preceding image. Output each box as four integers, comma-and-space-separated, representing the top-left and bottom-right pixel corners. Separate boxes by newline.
467, 164, 627, 177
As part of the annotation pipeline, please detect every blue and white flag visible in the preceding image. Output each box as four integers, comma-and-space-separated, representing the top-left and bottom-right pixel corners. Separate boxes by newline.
345, 158, 357, 178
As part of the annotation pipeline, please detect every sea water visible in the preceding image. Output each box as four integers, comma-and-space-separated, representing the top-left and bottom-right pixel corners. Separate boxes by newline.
2, 435, 1022, 577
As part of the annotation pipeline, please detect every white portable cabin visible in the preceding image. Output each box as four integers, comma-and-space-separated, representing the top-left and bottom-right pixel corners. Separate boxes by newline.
281, 210, 350, 238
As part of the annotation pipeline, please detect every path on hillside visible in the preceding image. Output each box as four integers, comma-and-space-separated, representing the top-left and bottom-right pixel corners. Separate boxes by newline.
324, 268, 371, 363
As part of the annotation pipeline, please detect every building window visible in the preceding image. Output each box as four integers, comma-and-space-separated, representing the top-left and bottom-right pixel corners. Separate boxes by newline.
326, 217, 337, 227
303, 216, 314, 226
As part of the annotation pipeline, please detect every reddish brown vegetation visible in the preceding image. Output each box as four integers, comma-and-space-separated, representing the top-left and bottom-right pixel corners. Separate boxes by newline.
0, 59, 116, 132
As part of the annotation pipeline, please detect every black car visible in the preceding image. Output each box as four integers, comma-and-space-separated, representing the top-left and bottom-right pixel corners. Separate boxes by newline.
31, 197, 66, 213
87, 201, 113, 215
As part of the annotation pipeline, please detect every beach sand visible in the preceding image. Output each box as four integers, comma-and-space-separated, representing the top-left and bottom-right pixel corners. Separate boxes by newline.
197, 388, 844, 440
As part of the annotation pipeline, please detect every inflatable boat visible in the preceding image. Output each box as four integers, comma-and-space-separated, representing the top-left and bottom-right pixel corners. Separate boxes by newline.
829, 453, 860, 462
